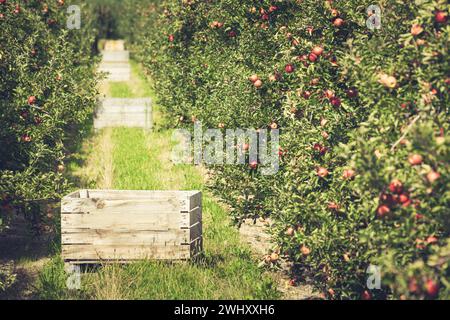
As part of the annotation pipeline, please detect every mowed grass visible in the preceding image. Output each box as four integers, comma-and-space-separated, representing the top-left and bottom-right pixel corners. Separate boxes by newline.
36, 59, 279, 300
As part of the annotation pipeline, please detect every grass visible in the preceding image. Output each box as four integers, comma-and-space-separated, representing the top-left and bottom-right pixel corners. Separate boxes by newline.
35, 59, 280, 300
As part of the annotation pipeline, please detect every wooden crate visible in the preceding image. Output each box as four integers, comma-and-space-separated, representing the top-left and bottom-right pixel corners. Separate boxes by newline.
61, 190, 202, 266
94, 98, 152, 131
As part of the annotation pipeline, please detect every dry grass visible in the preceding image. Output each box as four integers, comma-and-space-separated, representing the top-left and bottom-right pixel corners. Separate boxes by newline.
70, 128, 114, 189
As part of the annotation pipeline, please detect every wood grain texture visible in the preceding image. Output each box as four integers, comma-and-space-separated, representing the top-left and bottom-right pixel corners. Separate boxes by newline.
94, 98, 152, 130
61, 190, 203, 264
62, 244, 190, 260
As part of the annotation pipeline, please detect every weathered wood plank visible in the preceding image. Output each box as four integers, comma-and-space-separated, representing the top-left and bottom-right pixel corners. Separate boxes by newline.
62, 244, 190, 260
94, 97, 151, 130
190, 237, 203, 256
61, 212, 175, 232
61, 197, 180, 213
190, 222, 202, 241
103, 40, 125, 51
101, 51, 129, 62
189, 192, 203, 210
180, 207, 202, 228
99, 98, 152, 107
62, 229, 190, 245
83, 190, 198, 200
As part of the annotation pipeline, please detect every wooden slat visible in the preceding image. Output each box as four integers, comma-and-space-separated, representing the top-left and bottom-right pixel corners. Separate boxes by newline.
62, 229, 189, 245
190, 207, 202, 226
61, 212, 176, 231
79, 190, 89, 199
101, 51, 129, 62
99, 98, 152, 107
190, 222, 202, 241
180, 207, 202, 228
97, 106, 149, 114
84, 190, 198, 200
189, 192, 202, 210
62, 244, 190, 260
61, 197, 180, 213
190, 237, 203, 256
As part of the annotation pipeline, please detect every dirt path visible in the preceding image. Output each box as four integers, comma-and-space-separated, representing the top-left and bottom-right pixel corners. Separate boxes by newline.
238, 218, 319, 300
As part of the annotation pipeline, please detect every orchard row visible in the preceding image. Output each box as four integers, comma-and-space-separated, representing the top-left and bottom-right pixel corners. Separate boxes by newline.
117, 0, 449, 299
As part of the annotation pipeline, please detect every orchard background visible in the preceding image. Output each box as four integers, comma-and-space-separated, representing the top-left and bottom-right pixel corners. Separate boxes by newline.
115, 0, 449, 299
0, 0, 99, 232
1, 0, 449, 300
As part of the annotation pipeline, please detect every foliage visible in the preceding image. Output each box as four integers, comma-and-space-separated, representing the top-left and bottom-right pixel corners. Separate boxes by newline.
0, 0, 99, 231
115, 0, 449, 299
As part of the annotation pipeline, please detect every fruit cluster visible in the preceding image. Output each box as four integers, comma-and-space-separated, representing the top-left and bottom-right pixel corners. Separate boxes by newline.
116, 0, 449, 299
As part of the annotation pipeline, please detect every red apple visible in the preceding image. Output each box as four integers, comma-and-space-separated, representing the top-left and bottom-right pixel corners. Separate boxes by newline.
408, 278, 419, 293
308, 53, 318, 62
250, 161, 258, 169
328, 202, 340, 211
361, 290, 372, 300
333, 18, 344, 27
435, 11, 447, 24
300, 246, 311, 256
427, 170, 440, 183
285, 64, 295, 73
317, 167, 329, 178
342, 169, 355, 180
302, 91, 312, 99
268, 5, 278, 13
249, 74, 259, 83
270, 252, 279, 262
426, 235, 438, 244
411, 24, 423, 36
408, 154, 423, 166
28, 96, 37, 105
253, 79, 263, 88
168, 34, 174, 42
324, 89, 335, 99
398, 193, 410, 204
377, 205, 391, 218
330, 97, 341, 107
21, 134, 31, 143
425, 279, 439, 298
346, 88, 358, 98
312, 46, 324, 56
310, 78, 320, 86
389, 179, 403, 194
286, 227, 295, 237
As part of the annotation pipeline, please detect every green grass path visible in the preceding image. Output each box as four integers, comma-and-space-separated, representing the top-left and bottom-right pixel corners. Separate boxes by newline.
37, 60, 279, 300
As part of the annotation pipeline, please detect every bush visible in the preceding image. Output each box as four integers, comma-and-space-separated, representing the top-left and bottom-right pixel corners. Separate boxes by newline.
89, 0, 449, 299
0, 1, 99, 231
